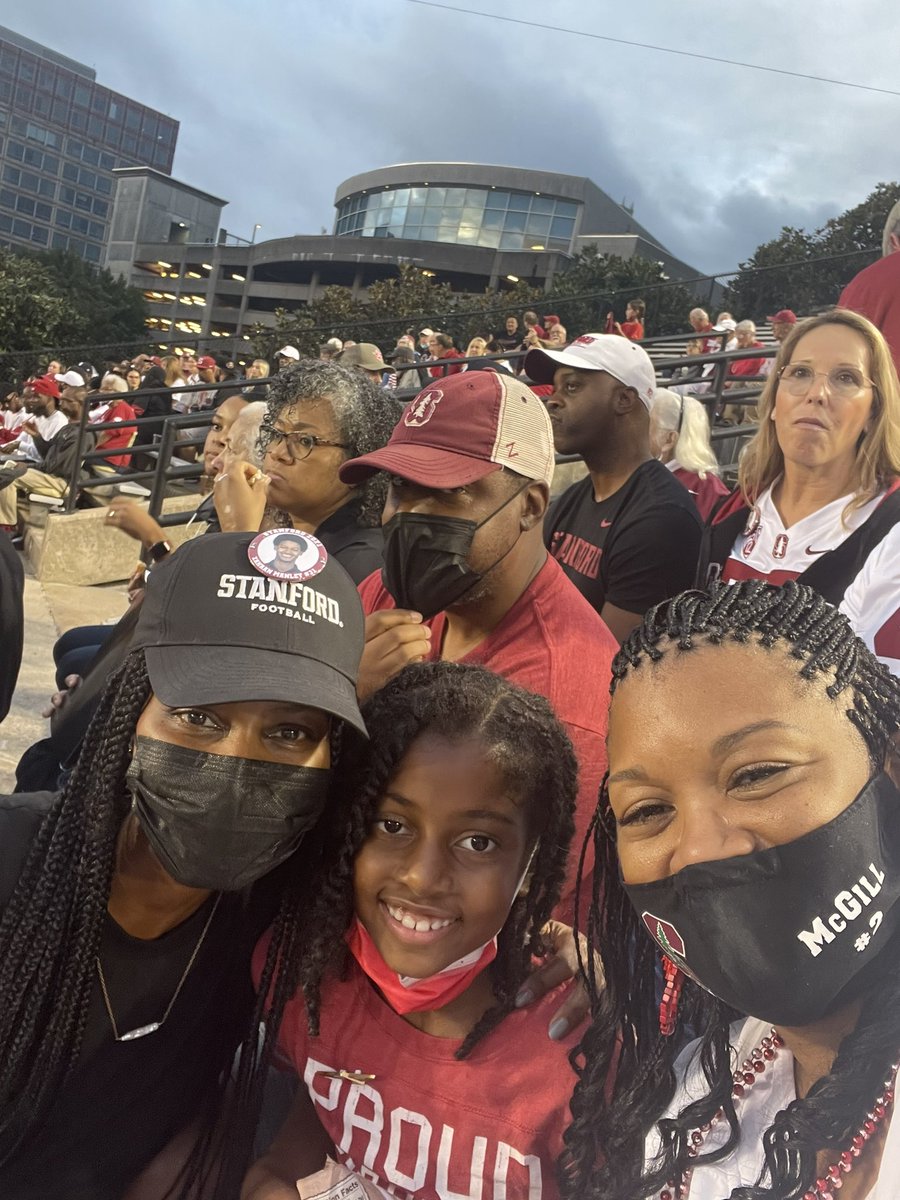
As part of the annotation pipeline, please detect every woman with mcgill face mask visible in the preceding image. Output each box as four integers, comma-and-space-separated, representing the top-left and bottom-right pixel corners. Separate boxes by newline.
700, 309, 900, 675
563, 580, 900, 1200
0, 531, 366, 1199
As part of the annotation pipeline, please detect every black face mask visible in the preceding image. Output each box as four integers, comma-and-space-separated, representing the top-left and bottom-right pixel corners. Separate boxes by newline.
622, 773, 900, 1026
126, 735, 331, 891
381, 481, 529, 619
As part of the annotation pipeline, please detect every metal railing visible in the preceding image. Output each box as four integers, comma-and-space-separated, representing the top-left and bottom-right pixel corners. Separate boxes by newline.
43, 340, 774, 522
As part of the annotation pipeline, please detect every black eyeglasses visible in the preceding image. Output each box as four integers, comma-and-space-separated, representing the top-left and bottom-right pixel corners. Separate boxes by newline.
261, 424, 349, 460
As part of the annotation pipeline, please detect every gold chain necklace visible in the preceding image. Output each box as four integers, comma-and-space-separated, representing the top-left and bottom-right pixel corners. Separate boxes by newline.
96, 894, 222, 1042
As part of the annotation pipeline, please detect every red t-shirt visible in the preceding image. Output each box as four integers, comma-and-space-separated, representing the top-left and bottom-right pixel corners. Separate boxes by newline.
839, 253, 900, 376
727, 342, 765, 378
267, 954, 581, 1200
671, 465, 729, 522
619, 320, 644, 341
92, 399, 136, 468
428, 349, 464, 379
359, 555, 617, 924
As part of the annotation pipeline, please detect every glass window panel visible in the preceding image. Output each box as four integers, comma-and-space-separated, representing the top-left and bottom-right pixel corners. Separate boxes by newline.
37, 65, 55, 91
99, 152, 115, 170
15, 84, 34, 109
89, 220, 104, 239
92, 90, 107, 113
499, 232, 525, 250
457, 224, 479, 243
0, 186, 14, 205
556, 201, 578, 219
503, 210, 527, 232
30, 223, 48, 244
481, 209, 504, 230
23, 146, 40, 166
18, 58, 35, 83
550, 216, 575, 238
87, 115, 103, 139
16, 196, 35, 215
75, 191, 91, 211
374, 207, 391, 225
392, 188, 410, 206
43, 154, 58, 174
531, 196, 556, 215
525, 215, 552, 237
85, 243, 101, 262
0, 80, 12, 105
73, 83, 91, 108
477, 228, 501, 249
122, 133, 137, 155
444, 188, 465, 206
55, 74, 73, 99
409, 188, 427, 205
38, 179, 55, 198
92, 197, 108, 217
82, 145, 99, 166
463, 189, 485, 208
70, 109, 87, 132
62, 162, 78, 181
10, 116, 26, 134
0, 48, 17, 75
56, 209, 71, 228
461, 205, 482, 226
12, 218, 31, 237
141, 112, 157, 136
33, 92, 50, 116
60, 186, 75, 204
547, 235, 570, 250
125, 106, 141, 131
138, 137, 154, 160
402, 222, 421, 239
0, 215, 11, 233
485, 190, 507, 210
35, 201, 51, 221
20, 171, 37, 191
419, 225, 439, 242
507, 192, 530, 212
7, 142, 23, 161
388, 206, 406, 226
362, 210, 377, 228
52, 231, 67, 249
436, 227, 458, 243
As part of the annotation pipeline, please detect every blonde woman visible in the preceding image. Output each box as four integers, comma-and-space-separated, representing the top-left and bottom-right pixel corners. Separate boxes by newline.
700, 308, 900, 674
650, 389, 728, 519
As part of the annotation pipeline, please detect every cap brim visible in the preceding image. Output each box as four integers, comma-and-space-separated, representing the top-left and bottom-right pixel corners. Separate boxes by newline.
144, 645, 367, 736
523, 346, 593, 384
339, 444, 501, 489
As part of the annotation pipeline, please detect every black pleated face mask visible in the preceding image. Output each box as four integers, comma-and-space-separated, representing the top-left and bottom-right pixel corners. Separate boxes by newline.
126, 735, 331, 891
622, 773, 900, 1026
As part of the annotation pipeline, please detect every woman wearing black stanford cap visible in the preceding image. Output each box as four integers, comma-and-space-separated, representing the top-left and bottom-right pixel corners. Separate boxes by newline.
0, 531, 366, 1199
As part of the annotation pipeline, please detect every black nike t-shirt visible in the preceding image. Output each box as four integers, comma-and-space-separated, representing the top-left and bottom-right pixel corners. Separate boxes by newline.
0, 792, 280, 1200
544, 459, 703, 617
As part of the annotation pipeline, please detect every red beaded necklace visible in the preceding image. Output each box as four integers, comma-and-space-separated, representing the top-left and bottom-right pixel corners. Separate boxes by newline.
658, 1028, 898, 1200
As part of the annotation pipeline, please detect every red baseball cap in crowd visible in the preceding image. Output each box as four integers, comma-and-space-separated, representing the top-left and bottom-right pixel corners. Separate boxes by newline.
339, 371, 555, 489
767, 309, 797, 324
524, 332, 658, 411
31, 374, 61, 398
196, 356, 217, 370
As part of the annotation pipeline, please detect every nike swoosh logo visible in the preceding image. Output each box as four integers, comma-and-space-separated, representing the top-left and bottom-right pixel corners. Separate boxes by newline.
600, 519, 613, 528
806, 546, 829, 555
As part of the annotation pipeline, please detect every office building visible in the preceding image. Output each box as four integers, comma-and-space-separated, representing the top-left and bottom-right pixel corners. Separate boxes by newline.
0, 25, 177, 262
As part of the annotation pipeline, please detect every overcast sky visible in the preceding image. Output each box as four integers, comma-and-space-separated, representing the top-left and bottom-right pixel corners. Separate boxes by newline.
7, 0, 898, 276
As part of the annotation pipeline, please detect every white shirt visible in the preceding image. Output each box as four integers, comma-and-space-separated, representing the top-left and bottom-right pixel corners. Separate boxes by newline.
646, 1016, 900, 1199
721, 482, 900, 676
2, 409, 25, 432
16, 408, 68, 461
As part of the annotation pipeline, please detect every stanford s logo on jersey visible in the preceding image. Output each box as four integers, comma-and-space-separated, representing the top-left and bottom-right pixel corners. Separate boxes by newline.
404, 389, 442, 427
642, 912, 686, 961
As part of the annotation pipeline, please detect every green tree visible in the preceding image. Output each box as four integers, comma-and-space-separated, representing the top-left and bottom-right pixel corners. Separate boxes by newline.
32, 249, 149, 358
548, 247, 700, 337
0, 248, 81, 381
724, 182, 900, 319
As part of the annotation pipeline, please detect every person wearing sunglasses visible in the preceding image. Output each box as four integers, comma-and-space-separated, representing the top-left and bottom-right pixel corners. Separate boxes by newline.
212, 359, 399, 583
699, 308, 900, 675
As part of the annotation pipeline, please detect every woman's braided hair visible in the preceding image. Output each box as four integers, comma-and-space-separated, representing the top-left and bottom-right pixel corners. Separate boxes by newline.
561, 580, 900, 1200
0, 648, 339, 1197
296, 660, 578, 1060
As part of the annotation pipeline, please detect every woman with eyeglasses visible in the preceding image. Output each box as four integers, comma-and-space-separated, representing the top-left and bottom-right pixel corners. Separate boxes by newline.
650, 389, 729, 521
699, 309, 900, 675
212, 360, 399, 583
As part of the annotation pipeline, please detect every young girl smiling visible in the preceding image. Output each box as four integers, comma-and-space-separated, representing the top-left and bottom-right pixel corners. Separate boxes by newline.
245, 661, 582, 1199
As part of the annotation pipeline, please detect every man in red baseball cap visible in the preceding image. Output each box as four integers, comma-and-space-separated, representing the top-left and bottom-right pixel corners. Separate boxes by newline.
766, 308, 798, 344
339, 370, 617, 927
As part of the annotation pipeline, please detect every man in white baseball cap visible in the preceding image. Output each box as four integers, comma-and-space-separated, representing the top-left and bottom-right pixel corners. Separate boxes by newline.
525, 333, 702, 643
275, 346, 301, 371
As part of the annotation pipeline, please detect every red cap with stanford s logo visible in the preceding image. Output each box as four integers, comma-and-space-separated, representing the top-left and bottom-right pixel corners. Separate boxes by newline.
338, 371, 555, 489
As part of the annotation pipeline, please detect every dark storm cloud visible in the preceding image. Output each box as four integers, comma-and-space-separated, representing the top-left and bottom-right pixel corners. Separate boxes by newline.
7, 0, 897, 275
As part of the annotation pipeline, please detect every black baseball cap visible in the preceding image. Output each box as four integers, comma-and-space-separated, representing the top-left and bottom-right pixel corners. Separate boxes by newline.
131, 531, 367, 735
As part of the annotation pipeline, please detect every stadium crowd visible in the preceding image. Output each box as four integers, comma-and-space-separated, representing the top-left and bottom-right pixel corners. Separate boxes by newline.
0, 200, 899, 1199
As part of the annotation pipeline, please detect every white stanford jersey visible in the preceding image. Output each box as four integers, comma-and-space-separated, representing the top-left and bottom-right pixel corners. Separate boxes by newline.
722, 483, 900, 676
